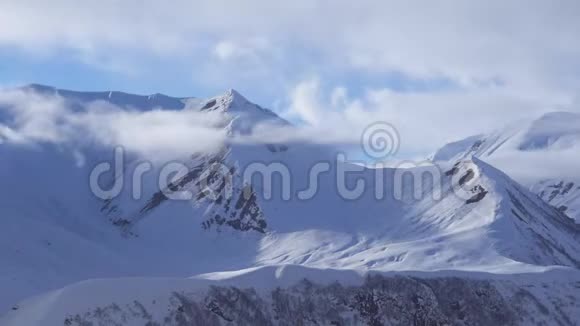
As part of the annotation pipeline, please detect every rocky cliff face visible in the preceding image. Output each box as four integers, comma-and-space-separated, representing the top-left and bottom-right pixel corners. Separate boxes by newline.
102, 148, 268, 236
61, 274, 580, 326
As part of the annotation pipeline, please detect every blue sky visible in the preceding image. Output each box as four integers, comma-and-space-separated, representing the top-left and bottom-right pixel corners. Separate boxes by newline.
0, 1, 579, 158
0, 46, 458, 111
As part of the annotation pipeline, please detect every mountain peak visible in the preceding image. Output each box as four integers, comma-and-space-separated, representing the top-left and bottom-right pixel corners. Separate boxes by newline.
218, 88, 253, 109
202, 89, 283, 121
225, 88, 245, 100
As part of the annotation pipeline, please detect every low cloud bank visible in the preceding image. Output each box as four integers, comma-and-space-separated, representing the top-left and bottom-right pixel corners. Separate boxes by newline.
0, 89, 229, 159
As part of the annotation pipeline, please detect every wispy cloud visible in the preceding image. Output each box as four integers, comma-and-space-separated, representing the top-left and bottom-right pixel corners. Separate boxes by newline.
250, 77, 565, 158
0, 89, 229, 159
488, 149, 580, 184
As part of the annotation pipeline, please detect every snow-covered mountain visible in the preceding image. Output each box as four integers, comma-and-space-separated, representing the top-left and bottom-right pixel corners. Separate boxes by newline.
1, 86, 580, 325
432, 111, 580, 223
432, 111, 580, 161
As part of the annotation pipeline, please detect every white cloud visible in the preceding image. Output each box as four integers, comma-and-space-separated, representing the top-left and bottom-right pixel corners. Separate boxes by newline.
271, 78, 563, 157
214, 41, 243, 61
0, 89, 70, 143
78, 103, 228, 159
488, 149, 580, 185
285, 78, 325, 126
1, 0, 579, 98
213, 38, 269, 62
0, 89, 228, 159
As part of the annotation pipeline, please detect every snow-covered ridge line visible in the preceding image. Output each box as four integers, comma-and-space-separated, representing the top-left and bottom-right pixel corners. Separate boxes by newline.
9, 83, 282, 119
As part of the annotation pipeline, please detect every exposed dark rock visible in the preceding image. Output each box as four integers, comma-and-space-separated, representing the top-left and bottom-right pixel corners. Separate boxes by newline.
562, 182, 574, 196
470, 140, 484, 151
200, 99, 217, 111
466, 185, 488, 204
511, 209, 528, 224
112, 149, 267, 235
444, 162, 461, 176
225, 185, 267, 233
111, 218, 131, 227
61, 275, 578, 326
558, 205, 569, 213
458, 169, 475, 186
266, 144, 290, 153
140, 191, 168, 214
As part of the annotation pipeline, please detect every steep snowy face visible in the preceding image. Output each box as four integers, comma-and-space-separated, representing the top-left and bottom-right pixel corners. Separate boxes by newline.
311, 158, 580, 273
431, 111, 580, 222
450, 159, 580, 269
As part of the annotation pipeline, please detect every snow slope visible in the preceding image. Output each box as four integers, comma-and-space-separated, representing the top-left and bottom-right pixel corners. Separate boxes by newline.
1, 86, 580, 324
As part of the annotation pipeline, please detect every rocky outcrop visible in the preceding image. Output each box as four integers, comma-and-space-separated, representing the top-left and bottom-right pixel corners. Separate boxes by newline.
62, 275, 580, 326
100, 148, 268, 235
534, 179, 580, 221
